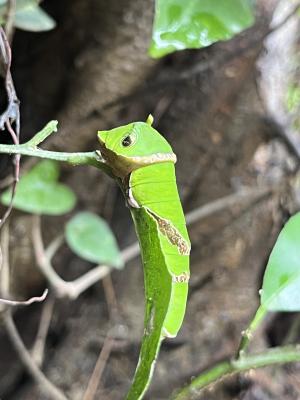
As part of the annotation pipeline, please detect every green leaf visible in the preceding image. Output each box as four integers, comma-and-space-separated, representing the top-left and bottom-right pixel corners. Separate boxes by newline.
261, 213, 300, 311
65, 212, 124, 269
149, 0, 255, 58
1, 160, 76, 215
15, 3, 56, 32
0, 0, 56, 32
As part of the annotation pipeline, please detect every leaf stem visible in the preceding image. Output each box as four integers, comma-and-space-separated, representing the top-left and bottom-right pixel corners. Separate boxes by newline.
172, 345, 300, 400
0, 144, 102, 167
236, 304, 268, 357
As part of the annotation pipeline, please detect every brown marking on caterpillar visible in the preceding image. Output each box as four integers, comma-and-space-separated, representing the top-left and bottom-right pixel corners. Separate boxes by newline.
172, 272, 190, 283
146, 209, 190, 255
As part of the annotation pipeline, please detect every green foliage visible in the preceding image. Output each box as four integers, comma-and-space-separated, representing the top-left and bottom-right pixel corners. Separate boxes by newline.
65, 212, 124, 269
149, 0, 255, 58
261, 213, 300, 311
0, 0, 56, 32
1, 160, 76, 215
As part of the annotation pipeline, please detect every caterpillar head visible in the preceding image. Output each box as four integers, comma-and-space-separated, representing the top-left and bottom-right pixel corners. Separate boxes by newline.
98, 116, 176, 178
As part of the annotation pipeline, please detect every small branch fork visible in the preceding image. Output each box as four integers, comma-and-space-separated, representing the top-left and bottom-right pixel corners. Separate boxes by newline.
0, 120, 106, 169
31, 214, 112, 300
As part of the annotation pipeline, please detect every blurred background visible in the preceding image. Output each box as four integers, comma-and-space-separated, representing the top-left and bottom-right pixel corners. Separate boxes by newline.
0, 0, 300, 399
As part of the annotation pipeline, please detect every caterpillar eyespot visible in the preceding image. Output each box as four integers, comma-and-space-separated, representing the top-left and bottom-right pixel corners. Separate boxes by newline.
121, 131, 137, 147
122, 136, 132, 147
122, 134, 135, 147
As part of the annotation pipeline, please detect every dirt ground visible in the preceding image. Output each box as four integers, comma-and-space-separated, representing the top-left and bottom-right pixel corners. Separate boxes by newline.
0, 0, 300, 399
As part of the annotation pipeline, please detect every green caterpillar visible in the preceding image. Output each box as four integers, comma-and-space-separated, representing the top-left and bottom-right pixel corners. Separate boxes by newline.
98, 116, 190, 399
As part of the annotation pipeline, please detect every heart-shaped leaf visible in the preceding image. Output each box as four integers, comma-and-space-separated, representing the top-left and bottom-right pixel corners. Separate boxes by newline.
15, 2, 56, 32
65, 212, 124, 269
0, 0, 56, 32
1, 160, 76, 215
260, 213, 300, 311
149, 0, 255, 58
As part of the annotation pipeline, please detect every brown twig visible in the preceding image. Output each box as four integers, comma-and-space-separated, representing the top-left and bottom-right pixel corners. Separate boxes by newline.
185, 186, 274, 225
32, 215, 111, 299
0, 288, 48, 306
102, 274, 119, 321
82, 334, 115, 400
31, 295, 56, 366
3, 311, 68, 400
0, 27, 20, 228
0, 222, 10, 314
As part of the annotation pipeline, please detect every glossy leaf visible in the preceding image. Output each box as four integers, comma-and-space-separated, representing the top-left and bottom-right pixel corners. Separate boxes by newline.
261, 213, 300, 311
1, 160, 76, 215
149, 0, 255, 58
15, 1, 55, 32
65, 212, 124, 269
0, 0, 56, 32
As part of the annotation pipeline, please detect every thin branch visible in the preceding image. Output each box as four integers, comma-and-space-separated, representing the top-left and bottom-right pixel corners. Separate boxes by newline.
171, 345, 300, 400
0, 27, 20, 228
32, 215, 111, 299
185, 186, 273, 225
102, 274, 119, 321
0, 222, 10, 313
45, 234, 64, 261
121, 241, 140, 262
0, 120, 107, 170
83, 334, 115, 400
0, 288, 48, 306
32, 215, 72, 297
236, 304, 268, 358
0, 143, 105, 168
31, 296, 55, 366
3, 311, 68, 400
27, 120, 59, 147
69, 265, 111, 298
